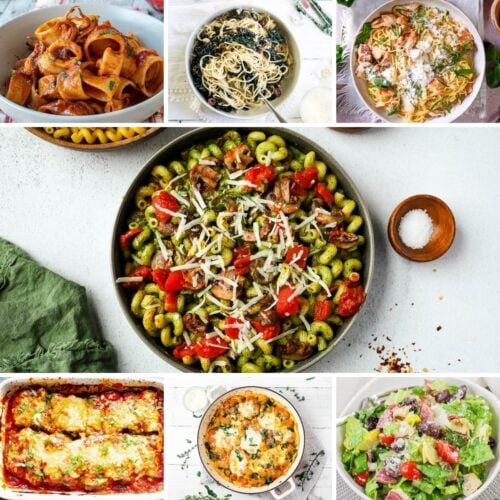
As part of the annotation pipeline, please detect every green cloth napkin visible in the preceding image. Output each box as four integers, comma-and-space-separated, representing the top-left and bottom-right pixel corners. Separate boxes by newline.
0, 238, 116, 372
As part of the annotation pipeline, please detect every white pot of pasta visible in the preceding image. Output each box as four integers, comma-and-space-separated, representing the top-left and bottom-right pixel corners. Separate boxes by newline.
350, 0, 485, 123
197, 387, 305, 496
185, 5, 300, 120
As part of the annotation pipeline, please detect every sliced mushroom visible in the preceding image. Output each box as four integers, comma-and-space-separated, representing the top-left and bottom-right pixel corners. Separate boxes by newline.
182, 312, 206, 335
328, 228, 359, 249
157, 221, 176, 237
182, 268, 206, 291
223, 144, 254, 171
269, 176, 300, 214
189, 158, 221, 191
211, 270, 243, 300
151, 251, 172, 271
315, 210, 345, 226
275, 340, 313, 361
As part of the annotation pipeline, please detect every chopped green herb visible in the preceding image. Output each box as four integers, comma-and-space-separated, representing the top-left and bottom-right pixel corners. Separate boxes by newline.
355, 22, 372, 45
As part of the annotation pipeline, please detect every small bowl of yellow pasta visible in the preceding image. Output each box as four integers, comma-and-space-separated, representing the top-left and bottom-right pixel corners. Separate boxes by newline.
26, 126, 160, 150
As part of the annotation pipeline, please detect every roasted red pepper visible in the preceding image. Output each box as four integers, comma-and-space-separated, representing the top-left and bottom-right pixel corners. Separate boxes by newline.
152, 191, 180, 223
233, 245, 252, 275
313, 299, 332, 321
314, 182, 335, 206
164, 270, 185, 292
121, 265, 151, 289
294, 166, 318, 189
119, 227, 142, 249
244, 165, 276, 191
337, 280, 366, 317
172, 343, 196, 359
225, 317, 243, 339
194, 337, 228, 359
164, 291, 178, 312
276, 285, 300, 317
251, 320, 281, 341
285, 245, 309, 269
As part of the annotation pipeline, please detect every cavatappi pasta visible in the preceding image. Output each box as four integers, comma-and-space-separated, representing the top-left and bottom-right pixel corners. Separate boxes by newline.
5, 7, 163, 116
354, 3, 476, 122
117, 130, 367, 373
203, 391, 299, 488
190, 9, 292, 112
43, 126, 149, 144
3, 385, 164, 493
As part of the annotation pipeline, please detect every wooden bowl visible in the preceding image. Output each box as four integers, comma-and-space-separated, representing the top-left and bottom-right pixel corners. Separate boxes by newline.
492, 0, 500, 33
25, 127, 160, 151
387, 194, 456, 262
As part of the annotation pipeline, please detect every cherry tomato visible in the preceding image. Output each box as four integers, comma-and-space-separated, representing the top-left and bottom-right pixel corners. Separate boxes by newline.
293, 166, 318, 189
119, 227, 142, 249
379, 434, 396, 446
251, 320, 281, 341
172, 343, 196, 359
194, 337, 228, 359
436, 440, 460, 464
152, 191, 180, 223
314, 182, 335, 205
152, 269, 169, 290
122, 265, 151, 289
400, 461, 424, 480
244, 165, 276, 191
276, 285, 300, 318
313, 299, 332, 321
353, 471, 370, 486
233, 245, 252, 275
337, 281, 366, 317
285, 245, 309, 269
164, 291, 178, 312
225, 317, 243, 339
164, 270, 185, 292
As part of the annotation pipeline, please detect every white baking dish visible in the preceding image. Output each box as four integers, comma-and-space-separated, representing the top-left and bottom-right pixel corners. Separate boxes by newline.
0, 375, 164, 500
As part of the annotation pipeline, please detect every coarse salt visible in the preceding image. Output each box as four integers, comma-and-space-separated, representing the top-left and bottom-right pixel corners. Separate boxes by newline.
398, 209, 434, 249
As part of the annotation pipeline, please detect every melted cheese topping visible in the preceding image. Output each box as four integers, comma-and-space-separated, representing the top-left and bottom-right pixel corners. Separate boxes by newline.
204, 391, 299, 488
6, 386, 163, 493
11, 388, 162, 434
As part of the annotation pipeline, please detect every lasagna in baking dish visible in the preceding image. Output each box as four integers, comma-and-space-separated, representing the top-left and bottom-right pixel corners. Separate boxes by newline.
203, 391, 300, 488
3, 385, 163, 494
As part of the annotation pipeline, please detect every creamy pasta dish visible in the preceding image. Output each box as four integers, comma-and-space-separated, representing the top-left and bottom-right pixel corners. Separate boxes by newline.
190, 9, 292, 112
5, 7, 163, 116
354, 3, 476, 122
203, 391, 300, 488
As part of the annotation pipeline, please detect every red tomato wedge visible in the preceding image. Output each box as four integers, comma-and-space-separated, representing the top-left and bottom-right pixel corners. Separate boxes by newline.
337, 281, 366, 317
164, 291, 178, 312
314, 182, 335, 205
119, 228, 142, 249
244, 165, 275, 190
294, 166, 318, 189
353, 471, 370, 486
436, 440, 460, 464
251, 320, 281, 341
122, 266, 151, 289
164, 270, 185, 292
224, 317, 243, 339
313, 299, 332, 321
194, 337, 228, 359
285, 245, 309, 269
276, 285, 300, 317
172, 343, 196, 359
152, 191, 180, 223
400, 461, 424, 480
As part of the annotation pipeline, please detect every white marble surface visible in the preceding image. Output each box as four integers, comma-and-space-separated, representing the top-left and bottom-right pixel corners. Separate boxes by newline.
165, 375, 332, 500
0, 126, 499, 373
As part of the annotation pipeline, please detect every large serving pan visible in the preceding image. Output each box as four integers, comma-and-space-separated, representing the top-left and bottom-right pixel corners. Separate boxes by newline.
111, 127, 375, 372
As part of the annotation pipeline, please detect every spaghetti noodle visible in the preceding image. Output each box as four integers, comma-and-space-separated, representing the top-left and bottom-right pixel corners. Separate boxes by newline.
190, 9, 293, 112
354, 3, 476, 123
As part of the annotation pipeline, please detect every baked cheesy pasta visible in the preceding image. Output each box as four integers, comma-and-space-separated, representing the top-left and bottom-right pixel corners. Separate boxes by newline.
3, 385, 163, 493
5, 7, 163, 116
42, 127, 149, 144
203, 391, 300, 488
355, 3, 476, 122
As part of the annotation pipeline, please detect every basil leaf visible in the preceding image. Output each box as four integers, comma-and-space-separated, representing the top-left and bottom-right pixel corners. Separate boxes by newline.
453, 68, 475, 76
355, 22, 372, 45
337, 0, 356, 6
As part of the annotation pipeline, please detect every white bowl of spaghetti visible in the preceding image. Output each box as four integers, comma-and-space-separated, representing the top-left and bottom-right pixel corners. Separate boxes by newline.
185, 6, 300, 120
350, 0, 485, 123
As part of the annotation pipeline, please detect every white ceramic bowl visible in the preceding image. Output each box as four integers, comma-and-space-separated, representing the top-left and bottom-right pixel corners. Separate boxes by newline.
350, 0, 485, 123
336, 377, 500, 499
0, 4, 164, 123
185, 4, 300, 120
